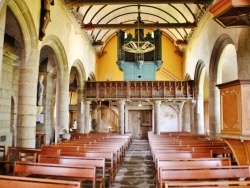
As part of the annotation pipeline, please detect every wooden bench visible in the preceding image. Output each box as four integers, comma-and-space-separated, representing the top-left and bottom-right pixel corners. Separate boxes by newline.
4, 147, 41, 174
153, 151, 212, 164
3, 146, 61, 175
159, 165, 250, 188
0, 174, 81, 188
155, 157, 231, 187
13, 161, 96, 188
0, 146, 5, 174
38, 155, 106, 188
164, 180, 250, 187
42, 145, 117, 185
60, 150, 115, 187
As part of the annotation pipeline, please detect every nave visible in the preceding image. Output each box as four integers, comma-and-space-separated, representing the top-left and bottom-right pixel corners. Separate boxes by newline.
112, 139, 155, 188
0, 131, 250, 188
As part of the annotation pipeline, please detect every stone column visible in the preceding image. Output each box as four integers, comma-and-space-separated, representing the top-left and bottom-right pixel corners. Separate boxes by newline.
17, 64, 38, 148
177, 101, 185, 132
84, 101, 91, 133
154, 100, 161, 135
91, 102, 98, 132
189, 100, 196, 133
182, 101, 191, 132
209, 79, 220, 137
118, 100, 126, 135
1, 43, 18, 147
194, 93, 205, 134
124, 104, 129, 134
0, 1, 8, 86
77, 89, 85, 133
55, 74, 69, 143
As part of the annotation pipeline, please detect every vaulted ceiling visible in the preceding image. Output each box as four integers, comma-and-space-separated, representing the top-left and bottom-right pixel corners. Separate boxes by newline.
63, 0, 213, 53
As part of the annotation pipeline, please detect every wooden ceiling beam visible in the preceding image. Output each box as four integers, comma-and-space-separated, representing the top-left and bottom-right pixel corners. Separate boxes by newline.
82, 22, 197, 30
64, 0, 212, 6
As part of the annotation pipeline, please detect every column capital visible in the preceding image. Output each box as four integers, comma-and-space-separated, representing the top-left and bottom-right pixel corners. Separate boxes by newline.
86, 100, 91, 105
154, 100, 161, 105
118, 99, 126, 106
189, 99, 196, 105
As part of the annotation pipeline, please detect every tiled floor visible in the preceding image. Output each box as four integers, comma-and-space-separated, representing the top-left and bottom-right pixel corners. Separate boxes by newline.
111, 139, 156, 188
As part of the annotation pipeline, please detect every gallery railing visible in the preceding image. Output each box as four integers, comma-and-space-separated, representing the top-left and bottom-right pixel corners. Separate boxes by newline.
85, 80, 194, 100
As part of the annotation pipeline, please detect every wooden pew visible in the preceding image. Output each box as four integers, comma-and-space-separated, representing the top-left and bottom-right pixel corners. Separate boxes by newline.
155, 157, 231, 187
38, 155, 106, 188
60, 150, 115, 187
42, 145, 117, 186
159, 165, 250, 188
0, 175, 81, 188
0, 145, 6, 174
13, 161, 96, 188
4, 147, 40, 174
164, 180, 250, 187
3, 146, 61, 175
153, 151, 213, 164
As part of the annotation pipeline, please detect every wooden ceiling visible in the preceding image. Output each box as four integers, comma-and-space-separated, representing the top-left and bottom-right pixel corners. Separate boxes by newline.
62, 0, 213, 53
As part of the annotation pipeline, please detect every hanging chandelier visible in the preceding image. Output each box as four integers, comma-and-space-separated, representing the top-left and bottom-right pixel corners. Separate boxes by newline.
122, 5, 155, 55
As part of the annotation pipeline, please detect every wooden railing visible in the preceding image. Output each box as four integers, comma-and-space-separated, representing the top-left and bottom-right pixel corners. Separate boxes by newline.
100, 106, 119, 132
85, 80, 194, 100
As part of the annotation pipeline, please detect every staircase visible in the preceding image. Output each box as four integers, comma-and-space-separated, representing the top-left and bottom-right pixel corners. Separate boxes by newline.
112, 139, 155, 188
101, 106, 119, 132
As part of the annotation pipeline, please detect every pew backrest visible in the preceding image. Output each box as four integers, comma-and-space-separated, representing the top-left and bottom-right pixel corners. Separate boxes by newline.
0, 175, 81, 188
159, 165, 250, 188
13, 161, 96, 188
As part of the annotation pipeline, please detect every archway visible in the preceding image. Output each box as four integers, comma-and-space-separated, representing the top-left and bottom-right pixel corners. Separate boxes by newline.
4, 0, 39, 148
70, 60, 87, 133
40, 36, 69, 144
209, 34, 237, 136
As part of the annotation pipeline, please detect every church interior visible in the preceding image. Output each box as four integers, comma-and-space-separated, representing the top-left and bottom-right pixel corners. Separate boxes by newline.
1, 0, 250, 187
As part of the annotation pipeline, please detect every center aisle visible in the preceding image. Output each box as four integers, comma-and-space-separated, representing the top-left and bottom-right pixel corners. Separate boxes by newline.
111, 139, 155, 188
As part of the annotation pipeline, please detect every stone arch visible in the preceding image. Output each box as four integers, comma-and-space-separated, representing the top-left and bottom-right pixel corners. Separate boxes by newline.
209, 34, 235, 136
40, 35, 69, 143
184, 73, 192, 81
88, 72, 96, 81
41, 35, 69, 74
70, 59, 87, 133
194, 60, 206, 134
72, 60, 86, 89
7, 0, 39, 147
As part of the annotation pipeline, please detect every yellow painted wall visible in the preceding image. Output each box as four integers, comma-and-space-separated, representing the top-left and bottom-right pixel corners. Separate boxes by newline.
97, 37, 123, 81
156, 35, 183, 80
97, 31, 183, 81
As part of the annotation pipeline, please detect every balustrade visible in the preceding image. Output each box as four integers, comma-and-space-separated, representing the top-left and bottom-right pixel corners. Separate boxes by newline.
85, 81, 194, 100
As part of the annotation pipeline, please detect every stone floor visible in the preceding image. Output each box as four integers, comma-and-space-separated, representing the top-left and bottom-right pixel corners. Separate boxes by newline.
111, 139, 156, 188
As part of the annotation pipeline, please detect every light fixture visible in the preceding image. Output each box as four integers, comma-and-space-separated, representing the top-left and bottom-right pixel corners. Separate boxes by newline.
122, 5, 155, 64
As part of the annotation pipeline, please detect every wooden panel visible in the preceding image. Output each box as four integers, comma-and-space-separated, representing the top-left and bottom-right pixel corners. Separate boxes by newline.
224, 139, 249, 165
128, 110, 152, 139
217, 80, 250, 136
128, 111, 141, 139
220, 85, 241, 134
241, 86, 250, 135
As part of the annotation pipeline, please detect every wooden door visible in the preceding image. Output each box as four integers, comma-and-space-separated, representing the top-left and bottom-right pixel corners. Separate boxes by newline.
128, 110, 152, 139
